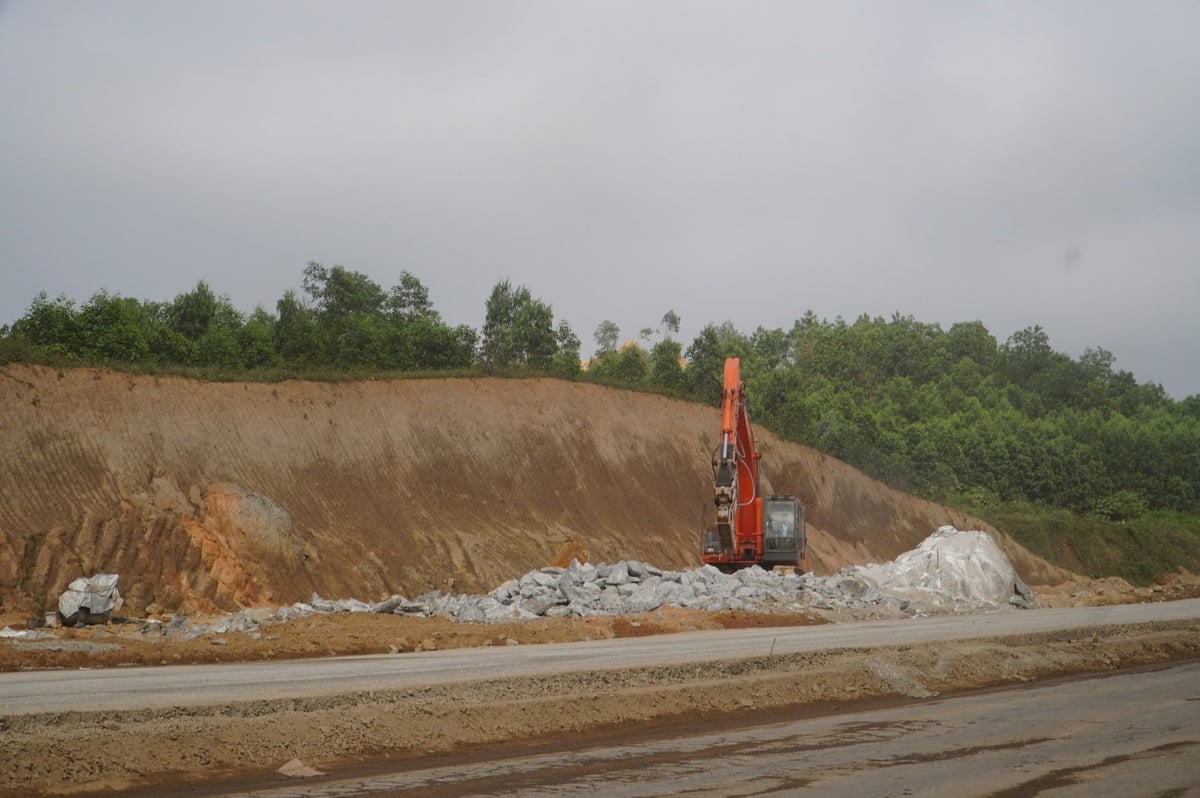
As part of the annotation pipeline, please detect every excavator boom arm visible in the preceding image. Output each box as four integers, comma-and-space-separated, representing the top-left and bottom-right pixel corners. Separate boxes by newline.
718, 358, 759, 499
712, 358, 760, 556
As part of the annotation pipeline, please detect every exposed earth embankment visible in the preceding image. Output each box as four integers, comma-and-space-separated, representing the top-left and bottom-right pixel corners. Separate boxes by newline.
0, 365, 1070, 619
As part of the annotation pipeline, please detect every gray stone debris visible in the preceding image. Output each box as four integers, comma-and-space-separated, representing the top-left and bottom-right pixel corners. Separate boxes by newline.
141, 527, 1038, 639
261, 527, 1034, 626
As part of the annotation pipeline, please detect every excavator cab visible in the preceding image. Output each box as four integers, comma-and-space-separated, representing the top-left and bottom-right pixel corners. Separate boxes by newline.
701, 495, 807, 572
761, 496, 807, 568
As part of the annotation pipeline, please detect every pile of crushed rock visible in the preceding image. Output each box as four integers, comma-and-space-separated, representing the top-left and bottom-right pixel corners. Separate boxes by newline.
152, 526, 1037, 640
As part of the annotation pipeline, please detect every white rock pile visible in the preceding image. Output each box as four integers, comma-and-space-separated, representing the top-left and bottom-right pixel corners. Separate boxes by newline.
151, 526, 1037, 639
855, 526, 1037, 613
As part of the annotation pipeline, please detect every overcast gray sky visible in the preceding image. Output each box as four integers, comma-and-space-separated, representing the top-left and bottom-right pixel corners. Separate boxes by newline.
2, 1, 1197, 397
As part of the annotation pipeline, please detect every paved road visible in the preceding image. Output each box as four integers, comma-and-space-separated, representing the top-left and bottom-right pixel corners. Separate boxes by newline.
3, 599, 1199, 715
214, 661, 1200, 797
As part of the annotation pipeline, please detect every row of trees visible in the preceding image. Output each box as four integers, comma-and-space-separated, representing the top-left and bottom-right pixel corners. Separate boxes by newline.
579, 312, 1198, 518
669, 314, 1199, 517
3, 264, 584, 374
3, 268, 1197, 517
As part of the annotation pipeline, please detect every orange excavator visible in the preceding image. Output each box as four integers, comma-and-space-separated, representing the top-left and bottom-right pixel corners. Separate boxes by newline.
701, 357, 808, 573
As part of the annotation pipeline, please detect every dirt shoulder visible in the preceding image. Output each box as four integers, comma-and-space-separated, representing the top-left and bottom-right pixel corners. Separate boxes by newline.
3, 613, 1199, 797
0, 607, 818, 672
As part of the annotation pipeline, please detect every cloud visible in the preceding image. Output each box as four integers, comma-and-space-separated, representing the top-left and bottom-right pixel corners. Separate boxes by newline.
1, 1, 1197, 397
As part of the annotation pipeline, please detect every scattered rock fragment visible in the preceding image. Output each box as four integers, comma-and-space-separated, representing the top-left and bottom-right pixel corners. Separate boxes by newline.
276, 758, 326, 778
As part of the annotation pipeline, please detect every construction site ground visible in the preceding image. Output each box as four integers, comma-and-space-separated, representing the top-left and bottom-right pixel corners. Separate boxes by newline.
4, 576, 1200, 797
3, 367, 1199, 795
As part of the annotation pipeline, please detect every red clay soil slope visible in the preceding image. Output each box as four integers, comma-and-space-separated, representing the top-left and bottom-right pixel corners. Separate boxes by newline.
0, 365, 1073, 617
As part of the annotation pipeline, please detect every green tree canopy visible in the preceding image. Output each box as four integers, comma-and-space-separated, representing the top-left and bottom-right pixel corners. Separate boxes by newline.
480, 279, 560, 369
170, 281, 220, 341
593, 319, 620, 356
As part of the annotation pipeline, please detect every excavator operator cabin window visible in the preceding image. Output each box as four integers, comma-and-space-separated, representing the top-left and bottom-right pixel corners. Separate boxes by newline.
765, 501, 796, 551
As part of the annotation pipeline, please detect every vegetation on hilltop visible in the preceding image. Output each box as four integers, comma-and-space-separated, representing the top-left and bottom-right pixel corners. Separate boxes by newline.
2, 265, 1197, 555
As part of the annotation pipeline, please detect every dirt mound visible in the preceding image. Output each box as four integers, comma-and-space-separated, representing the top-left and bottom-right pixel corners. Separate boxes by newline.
1037, 567, 1200, 607
0, 365, 1073, 618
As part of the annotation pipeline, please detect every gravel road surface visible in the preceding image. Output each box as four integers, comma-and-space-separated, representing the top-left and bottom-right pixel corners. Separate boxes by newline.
5, 600, 1198, 716
2, 600, 1198, 797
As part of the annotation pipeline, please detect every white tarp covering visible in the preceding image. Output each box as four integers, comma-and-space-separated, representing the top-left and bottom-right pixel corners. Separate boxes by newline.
852, 526, 1030, 611
57, 574, 123, 622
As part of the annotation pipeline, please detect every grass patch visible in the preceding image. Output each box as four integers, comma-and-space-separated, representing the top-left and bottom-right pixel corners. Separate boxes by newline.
949, 499, 1200, 585
3, 351, 698, 401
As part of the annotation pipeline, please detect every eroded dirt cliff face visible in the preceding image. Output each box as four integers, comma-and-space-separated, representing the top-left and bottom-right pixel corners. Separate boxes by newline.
0, 365, 1073, 616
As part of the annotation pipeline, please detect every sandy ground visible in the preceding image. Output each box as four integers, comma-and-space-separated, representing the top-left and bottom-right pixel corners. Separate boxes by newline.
1035, 567, 1200, 607
4, 587, 1200, 797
